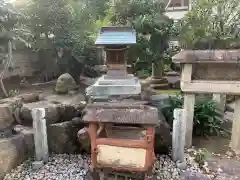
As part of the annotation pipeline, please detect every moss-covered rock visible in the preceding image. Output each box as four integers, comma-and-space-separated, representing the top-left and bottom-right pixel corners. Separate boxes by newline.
55, 73, 78, 94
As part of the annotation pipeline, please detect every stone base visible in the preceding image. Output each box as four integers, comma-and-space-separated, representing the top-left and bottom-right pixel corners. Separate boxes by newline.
145, 77, 170, 90
150, 83, 169, 90
145, 77, 169, 84
86, 74, 141, 96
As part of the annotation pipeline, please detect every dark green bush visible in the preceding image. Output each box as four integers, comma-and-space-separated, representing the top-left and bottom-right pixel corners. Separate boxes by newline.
160, 94, 226, 137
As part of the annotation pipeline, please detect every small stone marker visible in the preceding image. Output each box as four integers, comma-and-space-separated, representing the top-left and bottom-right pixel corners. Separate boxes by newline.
172, 108, 186, 167
32, 161, 44, 170
31, 108, 49, 163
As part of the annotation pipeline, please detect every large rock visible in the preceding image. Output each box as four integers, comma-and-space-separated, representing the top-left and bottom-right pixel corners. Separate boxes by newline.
0, 97, 22, 105
47, 121, 79, 153
55, 73, 78, 94
18, 92, 40, 103
0, 103, 14, 131
150, 95, 174, 153
20, 101, 60, 125
0, 97, 24, 126
14, 125, 34, 156
44, 93, 86, 121
0, 130, 34, 179
0, 135, 25, 179
154, 112, 172, 154
77, 127, 91, 152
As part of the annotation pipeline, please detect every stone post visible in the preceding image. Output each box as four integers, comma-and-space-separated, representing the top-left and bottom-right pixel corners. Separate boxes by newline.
183, 93, 195, 148
172, 108, 186, 163
31, 108, 49, 163
230, 98, 240, 154
212, 94, 226, 117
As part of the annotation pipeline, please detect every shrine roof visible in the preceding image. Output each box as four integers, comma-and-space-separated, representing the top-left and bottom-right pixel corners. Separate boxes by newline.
95, 26, 136, 45
173, 50, 240, 64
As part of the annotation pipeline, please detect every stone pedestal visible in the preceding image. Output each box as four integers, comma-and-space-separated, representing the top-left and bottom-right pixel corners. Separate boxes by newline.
86, 74, 141, 97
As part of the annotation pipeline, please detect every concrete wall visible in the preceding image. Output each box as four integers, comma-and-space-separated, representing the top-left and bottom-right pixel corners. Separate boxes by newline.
0, 50, 37, 79
0, 50, 59, 81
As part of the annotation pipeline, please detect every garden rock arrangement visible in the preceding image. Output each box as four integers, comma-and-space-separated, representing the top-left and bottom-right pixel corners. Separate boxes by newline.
47, 121, 80, 154
0, 84, 86, 178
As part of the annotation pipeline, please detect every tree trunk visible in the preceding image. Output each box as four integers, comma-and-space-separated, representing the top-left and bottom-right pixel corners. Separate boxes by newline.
0, 79, 8, 97
0, 40, 12, 97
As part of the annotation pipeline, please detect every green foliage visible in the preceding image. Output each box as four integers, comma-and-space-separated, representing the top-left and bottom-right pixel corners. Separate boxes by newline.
179, 0, 240, 49
0, 1, 31, 68
160, 95, 183, 127
136, 69, 151, 79
160, 94, 225, 137
21, 0, 110, 76
194, 97, 225, 136
110, 0, 173, 74
0, 1, 32, 47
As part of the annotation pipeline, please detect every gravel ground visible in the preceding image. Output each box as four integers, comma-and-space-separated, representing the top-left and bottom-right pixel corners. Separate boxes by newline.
4, 154, 90, 180
4, 153, 211, 180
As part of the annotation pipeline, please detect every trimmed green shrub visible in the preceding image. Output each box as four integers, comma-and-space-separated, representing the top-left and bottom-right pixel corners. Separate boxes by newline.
160, 94, 226, 137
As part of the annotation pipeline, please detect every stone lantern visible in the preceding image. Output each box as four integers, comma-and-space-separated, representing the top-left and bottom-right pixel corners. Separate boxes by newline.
83, 27, 159, 179
173, 49, 240, 152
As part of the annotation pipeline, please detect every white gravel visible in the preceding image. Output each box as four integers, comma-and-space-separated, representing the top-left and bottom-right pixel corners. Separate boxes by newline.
4, 154, 90, 180
4, 153, 208, 180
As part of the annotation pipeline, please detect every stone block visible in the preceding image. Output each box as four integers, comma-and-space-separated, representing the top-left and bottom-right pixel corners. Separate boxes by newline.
0, 103, 14, 130
47, 121, 78, 153
20, 101, 60, 125
18, 92, 40, 103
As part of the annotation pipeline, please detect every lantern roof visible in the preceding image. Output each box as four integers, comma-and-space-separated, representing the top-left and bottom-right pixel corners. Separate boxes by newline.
95, 26, 136, 46
173, 50, 240, 64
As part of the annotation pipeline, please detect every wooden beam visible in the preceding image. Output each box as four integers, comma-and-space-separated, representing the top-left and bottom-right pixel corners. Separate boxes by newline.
181, 80, 240, 94
183, 93, 195, 148
181, 64, 195, 148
